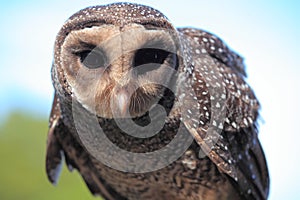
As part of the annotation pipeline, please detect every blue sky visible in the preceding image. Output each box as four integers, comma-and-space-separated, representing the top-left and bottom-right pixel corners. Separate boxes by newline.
0, 1, 299, 199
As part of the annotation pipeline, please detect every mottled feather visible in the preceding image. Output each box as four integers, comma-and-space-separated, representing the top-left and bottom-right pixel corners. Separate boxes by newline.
47, 3, 269, 200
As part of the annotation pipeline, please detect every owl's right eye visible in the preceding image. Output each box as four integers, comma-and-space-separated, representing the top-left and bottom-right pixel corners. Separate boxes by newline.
77, 49, 106, 69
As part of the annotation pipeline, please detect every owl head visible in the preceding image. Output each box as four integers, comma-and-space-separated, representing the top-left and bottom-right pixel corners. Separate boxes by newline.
52, 3, 183, 119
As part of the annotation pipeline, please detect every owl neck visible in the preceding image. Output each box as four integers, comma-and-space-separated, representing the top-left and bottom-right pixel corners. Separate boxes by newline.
61, 86, 182, 153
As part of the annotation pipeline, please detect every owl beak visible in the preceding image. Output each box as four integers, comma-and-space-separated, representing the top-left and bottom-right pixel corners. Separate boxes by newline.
115, 89, 130, 118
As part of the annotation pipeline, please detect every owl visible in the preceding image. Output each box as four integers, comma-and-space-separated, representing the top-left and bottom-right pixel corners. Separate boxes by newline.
46, 3, 269, 200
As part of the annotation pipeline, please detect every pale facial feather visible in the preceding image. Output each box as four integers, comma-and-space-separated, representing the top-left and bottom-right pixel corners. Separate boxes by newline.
60, 24, 178, 118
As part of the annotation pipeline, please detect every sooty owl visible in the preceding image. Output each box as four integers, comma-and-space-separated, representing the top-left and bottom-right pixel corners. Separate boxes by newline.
46, 2, 269, 200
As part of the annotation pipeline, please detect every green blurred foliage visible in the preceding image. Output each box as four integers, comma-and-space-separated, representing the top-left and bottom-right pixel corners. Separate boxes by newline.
0, 112, 97, 200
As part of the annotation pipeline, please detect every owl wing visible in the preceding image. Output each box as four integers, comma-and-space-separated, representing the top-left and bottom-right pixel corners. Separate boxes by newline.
177, 28, 269, 199
46, 94, 125, 200
46, 93, 64, 185
178, 28, 246, 77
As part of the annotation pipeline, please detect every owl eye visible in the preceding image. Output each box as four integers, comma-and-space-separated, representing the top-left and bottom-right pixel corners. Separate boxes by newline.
133, 48, 171, 75
78, 49, 106, 69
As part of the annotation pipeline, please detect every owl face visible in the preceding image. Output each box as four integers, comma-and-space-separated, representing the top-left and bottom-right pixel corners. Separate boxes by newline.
59, 22, 179, 118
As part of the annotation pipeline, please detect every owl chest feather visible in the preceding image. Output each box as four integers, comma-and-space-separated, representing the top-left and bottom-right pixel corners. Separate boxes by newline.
56, 97, 239, 200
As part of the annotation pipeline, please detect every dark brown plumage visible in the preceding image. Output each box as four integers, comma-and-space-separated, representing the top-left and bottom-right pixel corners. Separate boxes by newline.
46, 3, 269, 200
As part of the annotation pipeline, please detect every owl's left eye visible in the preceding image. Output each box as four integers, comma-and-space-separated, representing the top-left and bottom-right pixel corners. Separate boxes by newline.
77, 49, 106, 69
134, 48, 170, 67
133, 48, 174, 75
